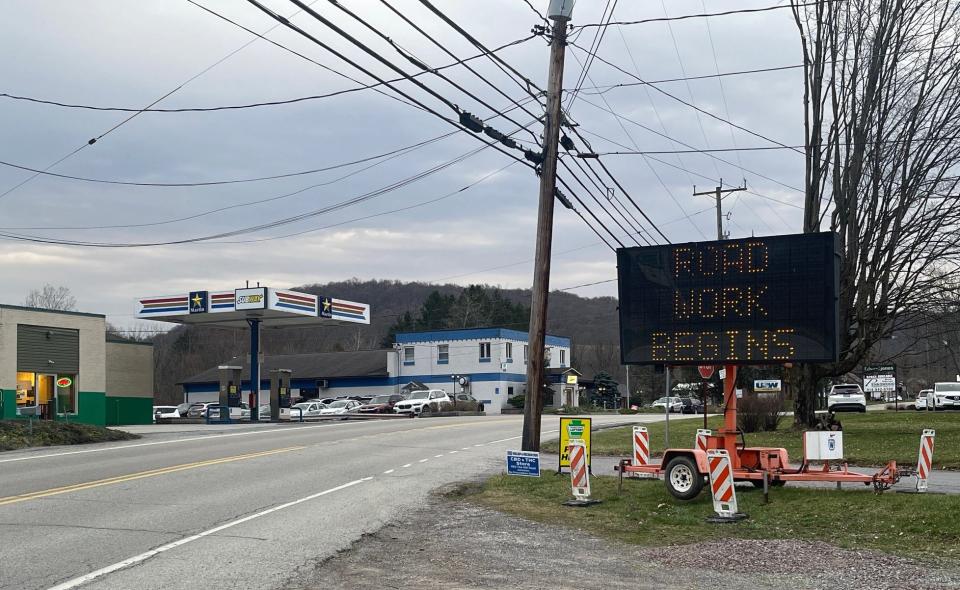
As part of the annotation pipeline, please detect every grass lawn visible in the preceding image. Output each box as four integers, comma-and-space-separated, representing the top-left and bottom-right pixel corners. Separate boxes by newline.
463, 474, 960, 560
571, 411, 960, 470
0, 420, 139, 451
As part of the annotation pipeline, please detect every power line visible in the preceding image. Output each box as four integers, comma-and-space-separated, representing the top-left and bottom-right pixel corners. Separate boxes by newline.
0, 35, 538, 114
0, 132, 456, 188
573, 63, 804, 93
0, 0, 323, 204
572, 1, 836, 29
565, 0, 618, 112
569, 41, 802, 155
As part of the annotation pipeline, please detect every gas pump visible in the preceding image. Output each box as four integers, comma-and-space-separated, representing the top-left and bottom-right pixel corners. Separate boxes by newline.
218, 365, 242, 422
269, 369, 292, 421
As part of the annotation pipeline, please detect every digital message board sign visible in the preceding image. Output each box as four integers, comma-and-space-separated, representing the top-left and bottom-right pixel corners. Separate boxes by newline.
617, 232, 839, 365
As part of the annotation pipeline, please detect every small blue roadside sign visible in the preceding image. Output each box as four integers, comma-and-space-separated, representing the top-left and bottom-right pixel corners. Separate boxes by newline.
506, 450, 540, 477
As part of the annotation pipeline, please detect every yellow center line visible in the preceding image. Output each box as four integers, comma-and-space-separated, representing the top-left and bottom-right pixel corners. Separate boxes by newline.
0, 446, 305, 507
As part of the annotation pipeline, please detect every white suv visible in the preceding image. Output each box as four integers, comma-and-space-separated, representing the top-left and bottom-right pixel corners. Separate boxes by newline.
932, 382, 960, 410
394, 390, 451, 415
827, 384, 867, 413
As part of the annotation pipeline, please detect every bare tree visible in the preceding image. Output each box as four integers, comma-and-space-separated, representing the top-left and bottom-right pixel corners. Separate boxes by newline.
24, 284, 77, 311
790, 0, 960, 425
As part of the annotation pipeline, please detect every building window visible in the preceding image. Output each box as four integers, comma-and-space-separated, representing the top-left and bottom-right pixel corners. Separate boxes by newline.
403, 347, 415, 366
15, 371, 76, 416
479, 342, 491, 362
437, 344, 449, 364
508, 386, 515, 396
505, 342, 513, 362
560, 349, 566, 366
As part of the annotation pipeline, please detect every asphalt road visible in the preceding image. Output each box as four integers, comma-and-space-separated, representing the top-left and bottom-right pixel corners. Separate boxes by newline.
0, 413, 695, 590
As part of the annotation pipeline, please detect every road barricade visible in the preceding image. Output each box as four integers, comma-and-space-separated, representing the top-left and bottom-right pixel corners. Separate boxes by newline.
916, 429, 936, 493
706, 449, 745, 522
632, 426, 650, 467
695, 428, 712, 453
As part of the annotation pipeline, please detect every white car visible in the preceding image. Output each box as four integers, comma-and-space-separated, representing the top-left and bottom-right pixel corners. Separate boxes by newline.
290, 401, 327, 418
152, 406, 180, 422
319, 399, 362, 416
394, 389, 452, 415
916, 389, 932, 410
827, 384, 867, 412
651, 396, 683, 413
932, 382, 960, 410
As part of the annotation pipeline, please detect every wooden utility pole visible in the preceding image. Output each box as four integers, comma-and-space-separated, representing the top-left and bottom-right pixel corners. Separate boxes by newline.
522, 1, 573, 452
693, 182, 747, 240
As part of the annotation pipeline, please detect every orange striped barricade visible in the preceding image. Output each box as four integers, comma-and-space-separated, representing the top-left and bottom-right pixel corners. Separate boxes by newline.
705, 449, 747, 522
632, 426, 650, 468
564, 441, 601, 506
695, 429, 712, 453
916, 429, 936, 493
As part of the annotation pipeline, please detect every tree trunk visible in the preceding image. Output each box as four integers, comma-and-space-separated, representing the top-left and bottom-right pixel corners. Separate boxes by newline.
790, 364, 820, 427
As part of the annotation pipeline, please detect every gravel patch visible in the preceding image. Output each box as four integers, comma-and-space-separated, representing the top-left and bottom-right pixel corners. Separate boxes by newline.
279, 495, 960, 590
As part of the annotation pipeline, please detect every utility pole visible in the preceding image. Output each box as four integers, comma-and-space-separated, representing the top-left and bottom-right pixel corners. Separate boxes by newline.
522, 0, 573, 452
693, 181, 747, 240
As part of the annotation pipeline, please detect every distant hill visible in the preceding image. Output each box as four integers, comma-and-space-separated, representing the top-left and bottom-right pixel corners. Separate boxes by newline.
151, 279, 620, 402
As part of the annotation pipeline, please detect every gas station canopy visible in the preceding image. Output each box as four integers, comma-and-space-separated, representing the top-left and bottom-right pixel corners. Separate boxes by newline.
135, 286, 370, 328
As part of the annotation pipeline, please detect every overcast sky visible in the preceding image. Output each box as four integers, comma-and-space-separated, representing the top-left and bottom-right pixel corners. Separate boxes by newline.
0, 0, 804, 329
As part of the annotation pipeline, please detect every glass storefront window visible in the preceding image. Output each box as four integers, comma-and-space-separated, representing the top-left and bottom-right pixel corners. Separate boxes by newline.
16, 371, 35, 407
57, 374, 77, 414
15, 371, 77, 415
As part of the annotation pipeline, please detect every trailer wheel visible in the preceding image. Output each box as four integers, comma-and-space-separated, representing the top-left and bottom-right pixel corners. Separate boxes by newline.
664, 456, 704, 500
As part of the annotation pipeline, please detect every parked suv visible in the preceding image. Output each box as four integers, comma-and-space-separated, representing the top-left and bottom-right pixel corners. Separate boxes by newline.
358, 394, 404, 414
827, 384, 867, 412
932, 382, 960, 410
394, 389, 451, 415
679, 397, 705, 414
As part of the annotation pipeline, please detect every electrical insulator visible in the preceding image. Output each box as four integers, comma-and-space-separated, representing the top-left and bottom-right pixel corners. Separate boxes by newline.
524, 149, 544, 164
459, 111, 484, 133
554, 188, 574, 209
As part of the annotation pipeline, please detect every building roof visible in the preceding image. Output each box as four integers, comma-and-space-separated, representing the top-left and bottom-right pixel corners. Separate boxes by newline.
395, 327, 570, 347
0, 303, 105, 319
546, 367, 582, 376
180, 350, 389, 384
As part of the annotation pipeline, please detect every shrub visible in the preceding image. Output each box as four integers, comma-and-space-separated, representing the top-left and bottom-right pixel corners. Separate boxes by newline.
737, 394, 785, 433
507, 394, 526, 409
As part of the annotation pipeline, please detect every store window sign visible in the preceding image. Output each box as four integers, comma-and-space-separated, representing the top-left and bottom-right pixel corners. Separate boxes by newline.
56, 377, 73, 388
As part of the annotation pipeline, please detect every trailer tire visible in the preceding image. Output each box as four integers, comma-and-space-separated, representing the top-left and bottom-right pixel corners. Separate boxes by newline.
664, 456, 704, 500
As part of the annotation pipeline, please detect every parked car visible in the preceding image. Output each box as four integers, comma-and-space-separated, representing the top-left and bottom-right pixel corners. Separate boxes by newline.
320, 399, 363, 416
679, 397, 704, 414
827, 383, 867, 412
358, 394, 404, 414
916, 389, 932, 410
187, 402, 220, 418
318, 398, 338, 405
153, 406, 180, 422
394, 389, 452, 415
175, 402, 195, 417
932, 382, 960, 410
290, 401, 327, 418
452, 393, 485, 412
651, 396, 684, 413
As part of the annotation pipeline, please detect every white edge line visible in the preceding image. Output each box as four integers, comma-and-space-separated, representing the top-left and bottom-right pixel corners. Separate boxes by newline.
45, 478, 368, 590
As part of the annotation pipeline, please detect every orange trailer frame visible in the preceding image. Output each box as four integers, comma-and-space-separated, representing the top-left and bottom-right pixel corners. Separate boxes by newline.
617, 365, 902, 498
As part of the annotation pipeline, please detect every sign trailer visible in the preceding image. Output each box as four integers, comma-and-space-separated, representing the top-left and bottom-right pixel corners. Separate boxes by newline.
613, 233, 907, 501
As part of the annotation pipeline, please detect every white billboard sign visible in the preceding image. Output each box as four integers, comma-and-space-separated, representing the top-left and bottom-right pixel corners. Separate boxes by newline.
235, 287, 267, 311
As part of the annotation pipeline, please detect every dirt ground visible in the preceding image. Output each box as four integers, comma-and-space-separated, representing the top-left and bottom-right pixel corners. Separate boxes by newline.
279, 489, 960, 590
